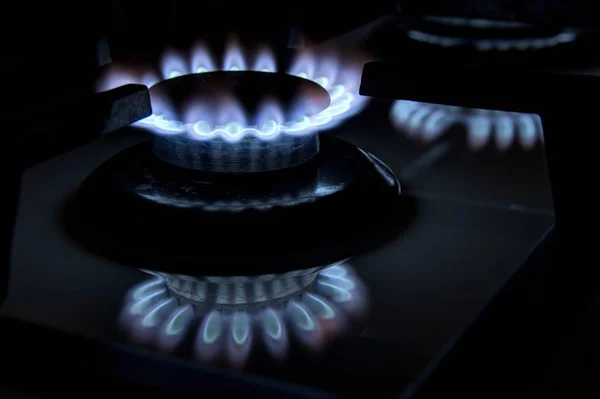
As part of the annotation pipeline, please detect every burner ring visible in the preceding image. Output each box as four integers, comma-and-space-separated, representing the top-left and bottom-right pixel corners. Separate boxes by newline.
149, 72, 331, 173
68, 135, 416, 276
152, 133, 320, 173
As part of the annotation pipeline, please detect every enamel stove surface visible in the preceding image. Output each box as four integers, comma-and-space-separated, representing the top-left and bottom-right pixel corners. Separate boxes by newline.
2, 25, 559, 399
406, 16, 579, 52
4, 103, 555, 398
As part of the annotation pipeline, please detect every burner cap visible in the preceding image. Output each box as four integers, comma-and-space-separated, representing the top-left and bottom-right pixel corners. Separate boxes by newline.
150, 71, 331, 123
67, 135, 416, 276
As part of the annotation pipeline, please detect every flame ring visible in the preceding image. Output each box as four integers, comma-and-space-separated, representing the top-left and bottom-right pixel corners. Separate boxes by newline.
98, 43, 369, 142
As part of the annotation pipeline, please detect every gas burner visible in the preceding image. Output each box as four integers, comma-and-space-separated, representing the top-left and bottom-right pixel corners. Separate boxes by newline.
390, 100, 543, 151
72, 37, 414, 277
118, 262, 367, 367
70, 134, 414, 275
98, 38, 369, 140
97, 39, 369, 174
407, 16, 579, 51
150, 71, 329, 173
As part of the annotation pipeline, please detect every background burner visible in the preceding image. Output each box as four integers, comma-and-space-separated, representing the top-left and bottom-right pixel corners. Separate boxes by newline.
407, 16, 579, 51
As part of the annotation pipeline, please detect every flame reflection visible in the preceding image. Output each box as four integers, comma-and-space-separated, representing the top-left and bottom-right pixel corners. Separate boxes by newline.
118, 263, 368, 368
98, 38, 369, 142
390, 100, 544, 151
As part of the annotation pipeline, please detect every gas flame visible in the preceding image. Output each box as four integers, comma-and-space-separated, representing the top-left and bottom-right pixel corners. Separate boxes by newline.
390, 100, 544, 151
98, 38, 369, 142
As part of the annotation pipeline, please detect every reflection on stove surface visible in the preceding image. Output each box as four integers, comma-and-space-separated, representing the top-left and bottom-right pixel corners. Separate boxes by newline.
118, 262, 367, 368
390, 100, 544, 152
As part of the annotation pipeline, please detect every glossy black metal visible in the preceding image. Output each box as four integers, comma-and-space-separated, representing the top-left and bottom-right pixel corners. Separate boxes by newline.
16, 84, 151, 169
359, 61, 586, 113
3, 84, 151, 310
406, 227, 559, 399
360, 61, 600, 398
0, 315, 333, 398
68, 134, 415, 276
360, 61, 600, 231
149, 71, 330, 123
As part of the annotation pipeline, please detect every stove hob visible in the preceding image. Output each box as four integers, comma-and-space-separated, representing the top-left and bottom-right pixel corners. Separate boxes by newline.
68, 134, 415, 275
67, 72, 414, 276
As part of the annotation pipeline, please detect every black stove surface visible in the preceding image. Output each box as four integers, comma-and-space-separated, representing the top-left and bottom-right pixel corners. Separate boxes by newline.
1, 93, 553, 397
5, 10, 586, 397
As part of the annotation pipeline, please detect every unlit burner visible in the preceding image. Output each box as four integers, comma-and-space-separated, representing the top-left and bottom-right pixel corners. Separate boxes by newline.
408, 16, 578, 51
149, 71, 330, 173
119, 262, 367, 367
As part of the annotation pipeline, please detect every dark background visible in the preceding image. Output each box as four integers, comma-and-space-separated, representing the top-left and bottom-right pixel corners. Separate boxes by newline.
4, 0, 597, 114
4, 1, 392, 114
399, 0, 598, 28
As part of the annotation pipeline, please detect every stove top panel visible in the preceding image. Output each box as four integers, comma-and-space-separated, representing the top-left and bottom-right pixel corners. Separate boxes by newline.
2, 97, 553, 396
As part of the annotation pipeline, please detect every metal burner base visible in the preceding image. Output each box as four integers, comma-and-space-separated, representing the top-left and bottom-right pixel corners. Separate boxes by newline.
67, 135, 416, 276
152, 133, 319, 173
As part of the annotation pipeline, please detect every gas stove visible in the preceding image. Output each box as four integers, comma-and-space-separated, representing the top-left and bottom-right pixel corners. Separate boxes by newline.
62, 39, 414, 368
2, 12, 594, 398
